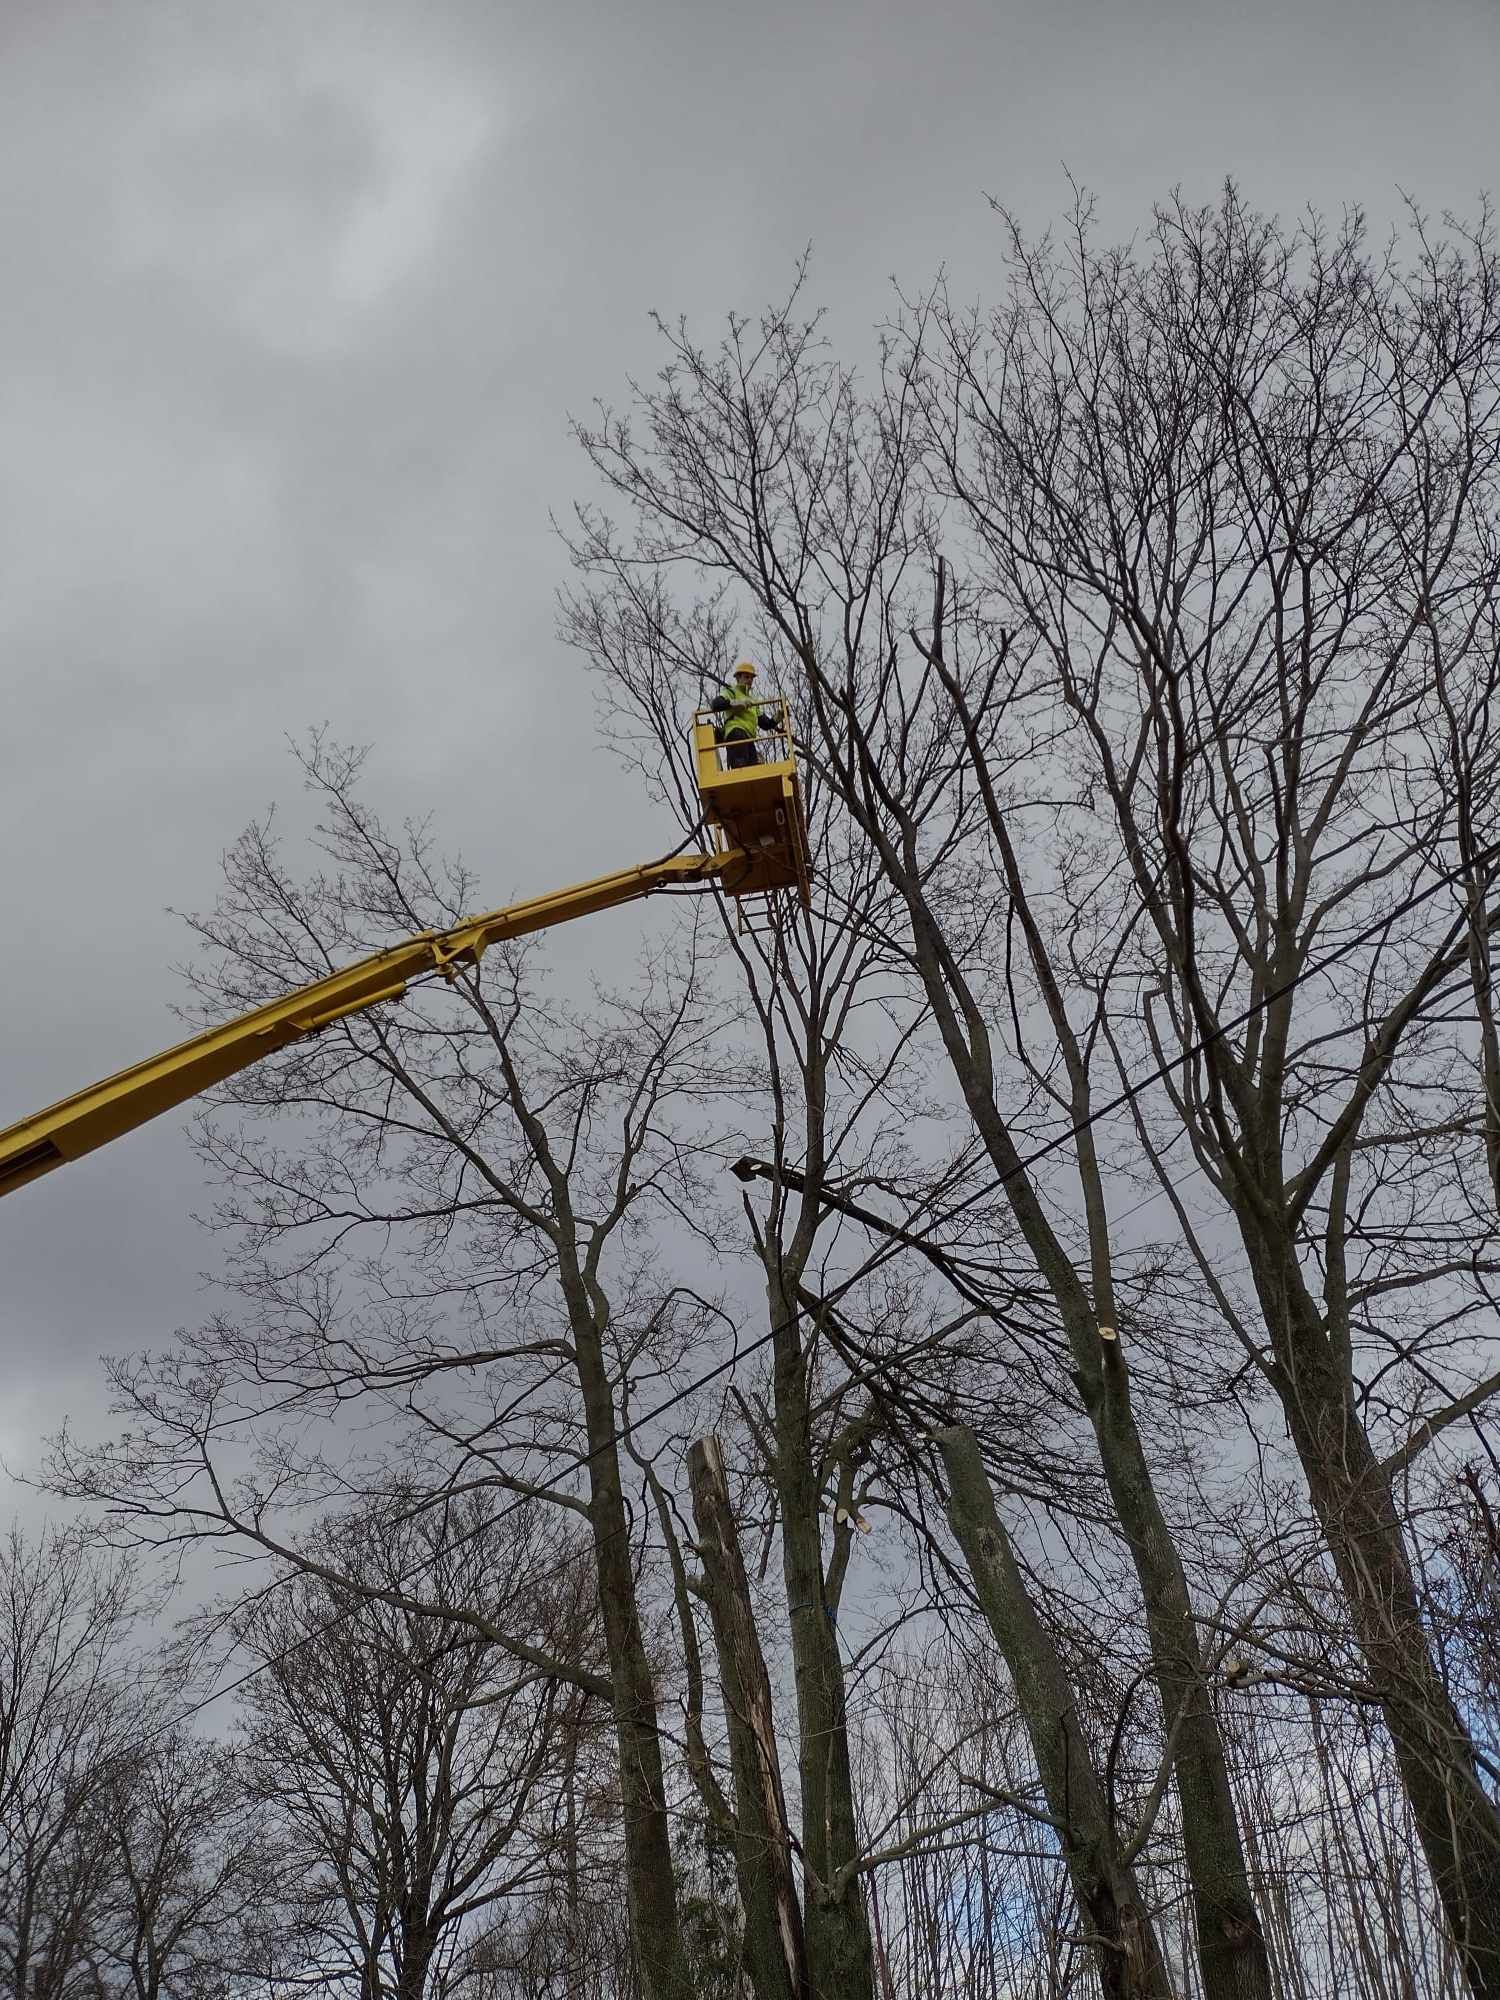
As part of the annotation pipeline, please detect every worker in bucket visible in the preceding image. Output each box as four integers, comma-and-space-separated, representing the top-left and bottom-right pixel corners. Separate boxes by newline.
711, 659, 779, 769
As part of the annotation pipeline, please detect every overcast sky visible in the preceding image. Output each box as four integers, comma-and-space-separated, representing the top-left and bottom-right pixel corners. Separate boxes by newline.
3, 0, 1497, 1521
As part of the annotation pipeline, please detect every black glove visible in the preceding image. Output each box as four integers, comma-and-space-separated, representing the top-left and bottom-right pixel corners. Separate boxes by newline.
710, 695, 730, 713
759, 710, 779, 730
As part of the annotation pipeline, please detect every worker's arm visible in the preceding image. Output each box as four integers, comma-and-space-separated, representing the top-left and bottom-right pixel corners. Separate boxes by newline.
0, 849, 732, 1200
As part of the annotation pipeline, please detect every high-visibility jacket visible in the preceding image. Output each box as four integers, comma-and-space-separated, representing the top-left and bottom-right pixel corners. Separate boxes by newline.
719, 682, 762, 740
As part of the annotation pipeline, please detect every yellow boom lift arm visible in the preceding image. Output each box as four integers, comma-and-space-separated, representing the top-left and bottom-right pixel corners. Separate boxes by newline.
0, 706, 810, 1201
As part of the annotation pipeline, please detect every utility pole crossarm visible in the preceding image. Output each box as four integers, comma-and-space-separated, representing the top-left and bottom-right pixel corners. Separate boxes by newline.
0, 849, 731, 1200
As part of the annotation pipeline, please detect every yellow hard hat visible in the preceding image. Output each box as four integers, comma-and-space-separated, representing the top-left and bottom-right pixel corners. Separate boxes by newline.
732, 659, 758, 681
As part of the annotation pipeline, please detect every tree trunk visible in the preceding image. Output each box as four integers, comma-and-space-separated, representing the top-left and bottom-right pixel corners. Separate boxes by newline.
900, 896, 1272, 2000
770, 1281, 876, 2000
936, 1424, 1174, 2000
397, 1924, 435, 2000
574, 1311, 694, 2000
689, 1436, 810, 2000
1250, 1239, 1500, 1998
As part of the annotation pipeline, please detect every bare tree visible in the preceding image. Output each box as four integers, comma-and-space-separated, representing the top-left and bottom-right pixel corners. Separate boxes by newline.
562, 424, 1132, 2000
236, 1498, 593, 2000
936, 1422, 1171, 1998
565, 267, 1274, 1999
88, 1729, 272, 2000
923, 186, 1500, 1991
46, 739, 741, 2000
557, 585, 906, 2000
0, 1528, 138, 2000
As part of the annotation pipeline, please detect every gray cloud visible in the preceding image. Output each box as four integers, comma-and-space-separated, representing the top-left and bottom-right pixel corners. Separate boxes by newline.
3, 0, 1496, 1521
